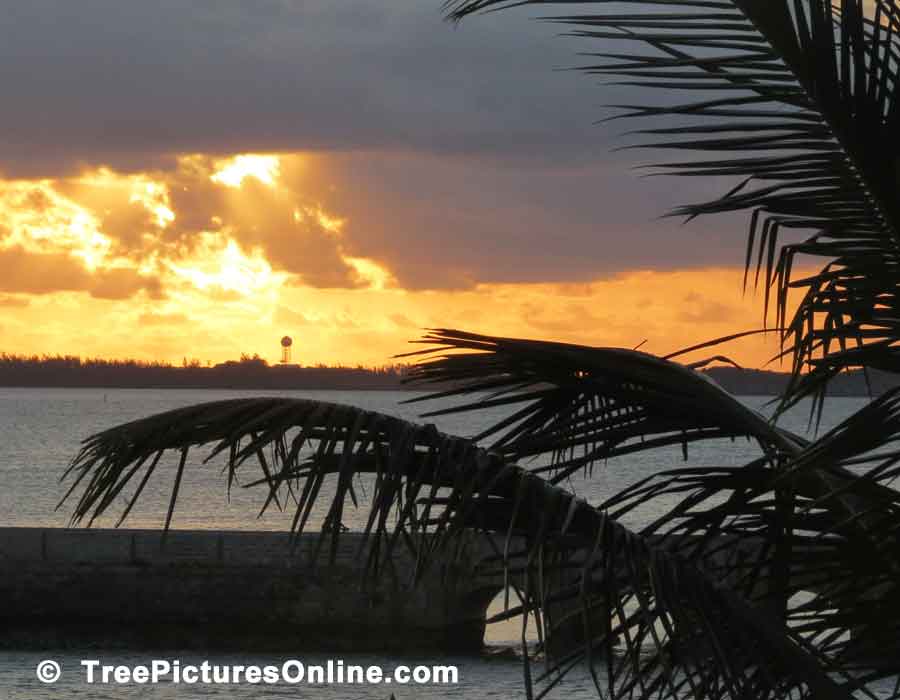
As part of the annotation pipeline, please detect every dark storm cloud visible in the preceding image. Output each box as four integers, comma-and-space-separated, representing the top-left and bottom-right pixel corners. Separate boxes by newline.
0, 0, 612, 177
307, 152, 755, 288
0, 0, 763, 284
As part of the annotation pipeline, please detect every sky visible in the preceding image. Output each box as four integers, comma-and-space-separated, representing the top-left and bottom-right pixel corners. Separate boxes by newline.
0, 0, 805, 368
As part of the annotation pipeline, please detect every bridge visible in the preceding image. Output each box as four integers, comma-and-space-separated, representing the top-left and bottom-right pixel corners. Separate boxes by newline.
0, 527, 833, 653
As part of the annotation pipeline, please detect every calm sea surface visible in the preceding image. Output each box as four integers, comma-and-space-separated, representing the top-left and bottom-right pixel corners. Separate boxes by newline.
0, 388, 893, 699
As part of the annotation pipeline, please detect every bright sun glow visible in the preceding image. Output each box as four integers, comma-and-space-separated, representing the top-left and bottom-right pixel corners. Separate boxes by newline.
294, 205, 346, 235
168, 233, 277, 296
345, 256, 394, 291
211, 155, 280, 188
130, 181, 175, 229
0, 181, 113, 270
74, 168, 176, 231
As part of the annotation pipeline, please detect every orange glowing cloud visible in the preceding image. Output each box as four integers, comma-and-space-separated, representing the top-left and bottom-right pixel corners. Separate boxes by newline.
0, 151, 802, 370
211, 155, 281, 189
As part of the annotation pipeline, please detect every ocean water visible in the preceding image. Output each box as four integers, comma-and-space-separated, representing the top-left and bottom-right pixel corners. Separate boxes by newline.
0, 388, 867, 533
0, 388, 893, 699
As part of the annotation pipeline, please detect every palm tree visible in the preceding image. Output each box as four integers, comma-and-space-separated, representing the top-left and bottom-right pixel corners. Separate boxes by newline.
60, 1, 900, 698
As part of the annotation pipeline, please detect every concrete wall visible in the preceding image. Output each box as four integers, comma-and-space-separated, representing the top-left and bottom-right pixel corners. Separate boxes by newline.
0, 527, 488, 652
1, 528, 828, 655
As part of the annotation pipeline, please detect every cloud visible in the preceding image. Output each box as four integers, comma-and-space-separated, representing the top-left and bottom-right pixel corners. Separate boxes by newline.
274, 304, 362, 331
91, 267, 164, 300
0, 2, 769, 293
54, 175, 165, 253
0, 147, 761, 308
389, 313, 418, 329
679, 292, 739, 324
137, 311, 189, 326
0, 265, 806, 369
307, 152, 754, 289
0, 0, 611, 178
154, 157, 365, 289
3, 156, 366, 295
0, 294, 29, 308
0, 247, 160, 299
274, 306, 316, 327
679, 302, 738, 325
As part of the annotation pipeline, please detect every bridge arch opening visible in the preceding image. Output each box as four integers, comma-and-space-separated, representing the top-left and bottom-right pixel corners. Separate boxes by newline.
482, 586, 539, 650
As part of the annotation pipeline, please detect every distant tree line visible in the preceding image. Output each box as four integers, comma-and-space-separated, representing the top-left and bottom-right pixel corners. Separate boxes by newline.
702, 366, 900, 397
1, 353, 896, 395
0, 353, 411, 390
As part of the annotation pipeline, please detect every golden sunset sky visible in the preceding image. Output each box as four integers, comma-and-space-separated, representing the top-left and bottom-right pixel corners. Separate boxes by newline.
0, 2, 810, 369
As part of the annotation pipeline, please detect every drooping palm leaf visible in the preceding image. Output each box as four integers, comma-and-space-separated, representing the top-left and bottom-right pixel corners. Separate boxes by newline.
402, 329, 900, 689
402, 328, 803, 480
61, 397, 489, 574
402, 329, 878, 520
600, 388, 900, 682
55, 3, 900, 697
442, 465, 861, 700
443, 0, 900, 407
60, 395, 858, 700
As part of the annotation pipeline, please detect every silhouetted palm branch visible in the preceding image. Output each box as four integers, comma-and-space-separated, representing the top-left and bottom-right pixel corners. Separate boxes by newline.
401, 329, 900, 695
602, 389, 900, 681
445, 0, 900, 408
62, 397, 483, 575
403, 329, 886, 527
60, 395, 863, 700
449, 468, 860, 700
56, 1, 900, 698
402, 328, 801, 476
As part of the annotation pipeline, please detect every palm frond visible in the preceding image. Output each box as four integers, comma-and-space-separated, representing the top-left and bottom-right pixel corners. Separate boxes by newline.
61, 395, 861, 700
443, 0, 900, 406
61, 397, 488, 575
403, 329, 897, 586
602, 387, 900, 673
420, 457, 860, 700
402, 328, 802, 483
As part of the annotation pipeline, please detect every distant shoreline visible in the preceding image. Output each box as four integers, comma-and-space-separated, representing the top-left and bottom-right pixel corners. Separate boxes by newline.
0, 356, 894, 396
0, 356, 409, 391
0, 384, 420, 391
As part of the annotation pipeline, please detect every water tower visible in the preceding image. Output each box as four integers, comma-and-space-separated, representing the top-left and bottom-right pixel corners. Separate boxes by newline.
280, 335, 293, 364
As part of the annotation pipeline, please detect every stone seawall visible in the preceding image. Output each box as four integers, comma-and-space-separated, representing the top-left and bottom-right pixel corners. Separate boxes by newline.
0, 527, 840, 657
0, 528, 488, 652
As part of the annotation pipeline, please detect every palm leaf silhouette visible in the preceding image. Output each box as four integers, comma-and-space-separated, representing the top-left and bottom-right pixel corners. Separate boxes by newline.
56, 1, 900, 698
403, 329, 889, 527
445, 0, 900, 409
60, 395, 861, 700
